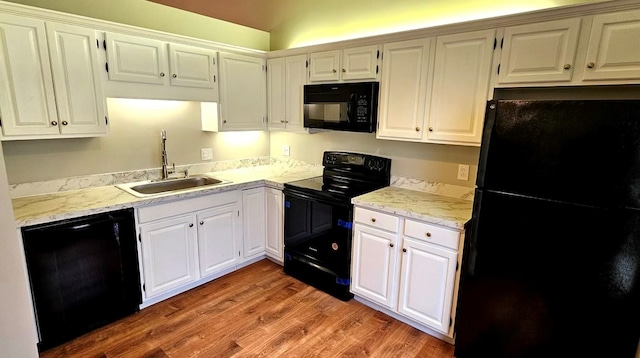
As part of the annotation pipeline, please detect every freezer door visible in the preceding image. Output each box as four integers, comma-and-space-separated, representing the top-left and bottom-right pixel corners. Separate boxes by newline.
477, 99, 640, 209
455, 189, 640, 357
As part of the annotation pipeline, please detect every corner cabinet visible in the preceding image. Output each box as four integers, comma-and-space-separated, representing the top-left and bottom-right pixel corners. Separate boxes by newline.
218, 52, 267, 131
351, 206, 464, 339
267, 55, 307, 131
0, 15, 107, 140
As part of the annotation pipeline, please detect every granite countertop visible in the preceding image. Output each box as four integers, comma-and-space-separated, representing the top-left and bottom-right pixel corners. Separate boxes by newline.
12, 166, 321, 227
352, 186, 473, 230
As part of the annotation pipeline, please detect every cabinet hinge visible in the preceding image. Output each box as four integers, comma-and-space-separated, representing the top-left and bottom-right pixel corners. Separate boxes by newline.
497, 64, 501, 75
138, 233, 141, 242
0, 118, 2, 127
238, 250, 241, 257
450, 318, 453, 327
105, 63, 109, 73
213, 75, 216, 82
456, 261, 459, 271
493, 38, 497, 50
306, 60, 309, 68
262, 64, 266, 71
103, 40, 107, 51
105, 116, 109, 125
213, 58, 216, 66
143, 284, 146, 292
377, 50, 380, 59
376, 65, 379, 74
96, 39, 99, 49
237, 210, 240, 217
500, 38, 504, 49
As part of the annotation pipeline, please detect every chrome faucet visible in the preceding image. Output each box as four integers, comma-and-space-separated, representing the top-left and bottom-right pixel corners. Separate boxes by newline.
161, 130, 175, 180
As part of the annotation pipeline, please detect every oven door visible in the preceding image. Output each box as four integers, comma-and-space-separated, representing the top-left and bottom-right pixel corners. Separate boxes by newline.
283, 187, 355, 300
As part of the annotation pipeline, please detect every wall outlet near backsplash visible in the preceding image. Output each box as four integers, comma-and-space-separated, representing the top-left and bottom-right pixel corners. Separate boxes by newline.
201, 148, 213, 160
457, 164, 470, 181
282, 145, 290, 156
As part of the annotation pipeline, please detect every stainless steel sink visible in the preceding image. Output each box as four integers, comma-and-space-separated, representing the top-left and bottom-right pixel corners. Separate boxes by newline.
116, 175, 231, 197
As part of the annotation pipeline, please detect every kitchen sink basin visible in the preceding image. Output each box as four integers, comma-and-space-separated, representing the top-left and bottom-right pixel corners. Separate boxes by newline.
116, 175, 231, 197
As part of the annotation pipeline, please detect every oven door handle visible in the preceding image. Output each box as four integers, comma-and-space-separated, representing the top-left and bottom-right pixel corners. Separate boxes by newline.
283, 188, 351, 208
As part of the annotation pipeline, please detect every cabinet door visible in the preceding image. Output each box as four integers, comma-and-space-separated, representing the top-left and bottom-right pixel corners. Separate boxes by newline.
168, 43, 218, 89
218, 52, 267, 131
267, 57, 286, 129
377, 38, 432, 141
265, 187, 284, 262
351, 224, 399, 309
427, 30, 495, 145
46, 23, 107, 136
583, 9, 640, 81
342, 45, 379, 81
197, 202, 242, 278
242, 188, 266, 259
0, 14, 59, 137
498, 18, 581, 83
140, 215, 198, 298
284, 54, 308, 130
105, 32, 168, 85
398, 237, 457, 334
309, 50, 340, 82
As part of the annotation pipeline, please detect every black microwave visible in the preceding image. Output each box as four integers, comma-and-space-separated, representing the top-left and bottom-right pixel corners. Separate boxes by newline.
303, 82, 379, 133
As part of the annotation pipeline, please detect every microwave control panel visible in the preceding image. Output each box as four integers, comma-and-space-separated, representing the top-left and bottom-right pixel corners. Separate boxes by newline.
356, 95, 369, 123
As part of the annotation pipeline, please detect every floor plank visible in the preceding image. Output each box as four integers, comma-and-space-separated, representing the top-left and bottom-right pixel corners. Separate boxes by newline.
40, 259, 455, 358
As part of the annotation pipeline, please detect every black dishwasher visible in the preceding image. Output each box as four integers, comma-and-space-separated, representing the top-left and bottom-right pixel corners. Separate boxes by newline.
22, 209, 141, 351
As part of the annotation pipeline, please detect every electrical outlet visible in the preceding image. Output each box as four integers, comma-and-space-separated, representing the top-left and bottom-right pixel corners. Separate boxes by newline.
457, 164, 470, 181
283, 145, 290, 156
201, 148, 213, 160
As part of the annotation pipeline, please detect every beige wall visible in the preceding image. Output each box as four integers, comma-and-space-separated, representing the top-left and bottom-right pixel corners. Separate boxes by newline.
269, 0, 609, 50
270, 131, 479, 187
0, 144, 39, 357
2, 0, 270, 51
2, 99, 270, 184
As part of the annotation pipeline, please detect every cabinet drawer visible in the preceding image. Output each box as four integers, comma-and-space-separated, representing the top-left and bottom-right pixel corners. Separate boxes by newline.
137, 190, 239, 223
354, 207, 399, 233
404, 219, 460, 250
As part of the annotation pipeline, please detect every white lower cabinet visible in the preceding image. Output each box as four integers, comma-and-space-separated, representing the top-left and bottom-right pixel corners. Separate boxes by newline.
137, 190, 242, 303
139, 215, 198, 298
242, 187, 266, 261
265, 187, 284, 263
351, 206, 463, 339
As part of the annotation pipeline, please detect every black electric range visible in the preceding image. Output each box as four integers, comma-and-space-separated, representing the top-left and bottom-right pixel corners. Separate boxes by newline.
283, 151, 391, 301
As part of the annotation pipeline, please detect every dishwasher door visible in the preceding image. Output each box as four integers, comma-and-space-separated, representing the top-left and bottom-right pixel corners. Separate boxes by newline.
22, 209, 141, 351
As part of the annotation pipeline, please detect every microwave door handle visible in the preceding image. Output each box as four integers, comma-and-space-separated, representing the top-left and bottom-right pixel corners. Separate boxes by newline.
346, 94, 355, 122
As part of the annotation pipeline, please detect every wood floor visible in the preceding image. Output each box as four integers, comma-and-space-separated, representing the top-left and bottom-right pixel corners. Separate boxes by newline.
40, 259, 455, 358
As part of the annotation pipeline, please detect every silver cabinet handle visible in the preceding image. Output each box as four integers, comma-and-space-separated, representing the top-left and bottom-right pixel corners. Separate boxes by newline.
172, 74, 177, 78
51, 121, 58, 126
389, 243, 394, 248
587, 62, 595, 69
160, 72, 165, 77
332, 69, 337, 73
61, 121, 68, 126
189, 223, 193, 227
563, 64, 571, 70
200, 221, 204, 225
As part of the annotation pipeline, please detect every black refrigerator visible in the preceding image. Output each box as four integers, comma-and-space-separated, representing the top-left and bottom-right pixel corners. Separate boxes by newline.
454, 100, 640, 357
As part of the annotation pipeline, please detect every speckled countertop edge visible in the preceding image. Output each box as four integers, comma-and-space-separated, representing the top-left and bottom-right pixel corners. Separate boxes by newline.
351, 186, 473, 230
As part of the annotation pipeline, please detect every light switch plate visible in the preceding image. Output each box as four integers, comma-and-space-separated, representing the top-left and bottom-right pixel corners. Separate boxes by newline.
201, 148, 213, 160
457, 164, 470, 181
283, 145, 290, 156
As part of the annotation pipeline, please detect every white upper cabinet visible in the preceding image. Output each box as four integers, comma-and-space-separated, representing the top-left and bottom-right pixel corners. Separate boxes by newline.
168, 43, 218, 89
106, 32, 168, 85
309, 45, 379, 82
342, 45, 380, 80
0, 15, 107, 140
218, 52, 267, 131
309, 50, 340, 82
46, 22, 107, 136
267, 54, 307, 131
0, 15, 58, 137
427, 29, 495, 145
377, 38, 433, 141
582, 9, 640, 81
104, 32, 219, 102
498, 18, 582, 84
